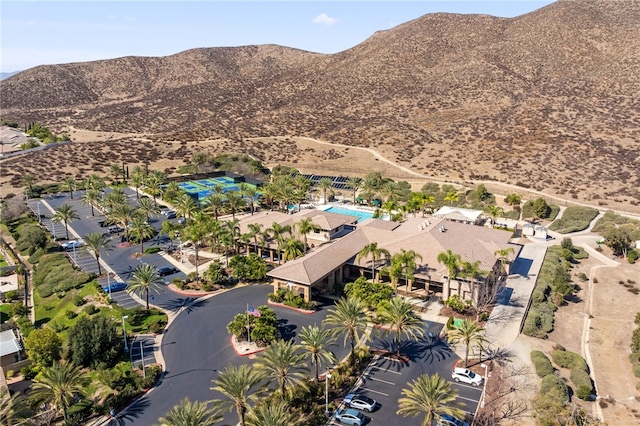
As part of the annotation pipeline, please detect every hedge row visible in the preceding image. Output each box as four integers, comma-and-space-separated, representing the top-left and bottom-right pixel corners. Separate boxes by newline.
551, 348, 593, 400
531, 350, 554, 377
33, 253, 93, 297
539, 374, 569, 403
548, 206, 599, 234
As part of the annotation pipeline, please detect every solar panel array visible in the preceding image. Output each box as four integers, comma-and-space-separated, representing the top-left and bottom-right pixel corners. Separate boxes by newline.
300, 174, 361, 190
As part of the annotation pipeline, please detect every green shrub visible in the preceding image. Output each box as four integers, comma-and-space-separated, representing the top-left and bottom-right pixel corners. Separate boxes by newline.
551, 349, 586, 370
632, 363, 640, 378
548, 206, 599, 234
9, 303, 30, 317
84, 305, 99, 315
531, 351, 554, 377
65, 310, 77, 319
144, 247, 161, 254
4, 290, 19, 302
28, 247, 45, 264
444, 294, 473, 314
629, 249, 639, 264
539, 374, 569, 402
16, 316, 34, 337
577, 272, 588, 282
570, 368, 592, 398
73, 295, 85, 306
148, 319, 167, 334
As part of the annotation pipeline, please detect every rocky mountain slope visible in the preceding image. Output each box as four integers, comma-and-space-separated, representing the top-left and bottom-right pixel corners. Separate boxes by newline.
1, 0, 639, 206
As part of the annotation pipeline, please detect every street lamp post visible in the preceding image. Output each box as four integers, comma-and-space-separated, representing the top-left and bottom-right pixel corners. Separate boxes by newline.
480, 363, 488, 408
140, 339, 146, 378
325, 373, 333, 416
122, 315, 129, 354
37, 202, 41, 222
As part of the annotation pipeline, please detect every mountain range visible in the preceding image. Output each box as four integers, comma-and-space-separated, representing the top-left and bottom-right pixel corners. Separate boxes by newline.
1, 0, 639, 209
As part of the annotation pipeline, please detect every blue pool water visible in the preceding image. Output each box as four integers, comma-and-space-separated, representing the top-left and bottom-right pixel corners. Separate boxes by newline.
324, 206, 375, 222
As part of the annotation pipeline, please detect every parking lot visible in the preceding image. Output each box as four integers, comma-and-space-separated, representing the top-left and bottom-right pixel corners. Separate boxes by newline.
328, 322, 482, 426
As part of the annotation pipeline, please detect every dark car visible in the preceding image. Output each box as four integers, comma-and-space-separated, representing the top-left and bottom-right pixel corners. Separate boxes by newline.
103, 282, 127, 293
157, 266, 179, 277
165, 211, 177, 219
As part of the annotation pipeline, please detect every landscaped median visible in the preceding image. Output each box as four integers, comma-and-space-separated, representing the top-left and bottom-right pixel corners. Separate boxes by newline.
267, 288, 317, 313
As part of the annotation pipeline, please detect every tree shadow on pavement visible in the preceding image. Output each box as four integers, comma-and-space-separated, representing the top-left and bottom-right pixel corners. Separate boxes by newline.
158, 297, 208, 314
108, 398, 150, 425
277, 318, 298, 341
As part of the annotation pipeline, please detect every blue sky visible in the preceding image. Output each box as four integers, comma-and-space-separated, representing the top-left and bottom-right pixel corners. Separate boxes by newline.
1, 1, 555, 73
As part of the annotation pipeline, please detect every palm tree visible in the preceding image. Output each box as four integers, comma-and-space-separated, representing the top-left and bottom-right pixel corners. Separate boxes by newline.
444, 191, 459, 206
1, 389, 26, 426
356, 242, 390, 283
156, 398, 222, 426
162, 220, 181, 250
129, 215, 156, 253
447, 318, 489, 367
175, 193, 198, 225
259, 183, 278, 211
380, 181, 401, 202
131, 169, 146, 199
220, 220, 240, 266
239, 183, 259, 215
255, 340, 308, 400
382, 200, 398, 219
83, 232, 113, 275
380, 254, 404, 294
376, 297, 423, 357
247, 223, 263, 255
203, 191, 226, 220
109, 163, 124, 185
245, 400, 306, 426
81, 188, 102, 216
505, 193, 522, 218
101, 188, 127, 212
294, 218, 320, 251
281, 237, 305, 262
29, 361, 89, 422
183, 213, 211, 284
346, 177, 361, 204
316, 177, 334, 203
84, 174, 106, 192
323, 297, 370, 367
22, 174, 36, 197
265, 222, 291, 264
397, 373, 466, 426
51, 204, 79, 240
138, 196, 161, 221
225, 190, 246, 220
437, 250, 462, 294
109, 203, 136, 240
126, 264, 164, 310
398, 249, 423, 290
485, 205, 504, 225
211, 364, 264, 426
63, 177, 76, 199
144, 171, 166, 201
298, 324, 337, 381
494, 247, 515, 276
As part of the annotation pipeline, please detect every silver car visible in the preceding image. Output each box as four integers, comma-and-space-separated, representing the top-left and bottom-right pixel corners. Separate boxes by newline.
343, 393, 377, 412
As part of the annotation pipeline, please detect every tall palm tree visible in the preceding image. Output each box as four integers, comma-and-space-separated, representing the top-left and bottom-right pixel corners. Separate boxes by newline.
380, 254, 404, 294
81, 188, 102, 216
357, 242, 390, 283
447, 318, 489, 367
444, 191, 459, 206
129, 215, 156, 253
298, 324, 337, 381
281, 237, 305, 262
245, 400, 306, 426
211, 364, 264, 426
505, 193, 522, 218
144, 171, 166, 201
437, 250, 462, 294
397, 373, 466, 426
225, 190, 246, 220
255, 340, 308, 400
203, 192, 226, 220
109, 204, 136, 240
1, 389, 26, 426
380, 181, 401, 202
84, 174, 106, 192
246, 223, 263, 255
162, 220, 181, 250
294, 218, 320, 251
494, 247, 515, 276
51, 204, 79, 240
316, 178, 334, 203
485, 205, 504, 225
175, 193, 198, 225
101, 188, 127, 212
323, 297, 370, 367
346, 177, 361, 204
265, 222, 291, 264
376, 297, 423, 357
138, 196, 161, 221
126, 264, 164, 310
109, 163, 124, 185
382, 200, 398, 219
259, 183, 278, 211
156, 398, 222, 426
130, 169, 146, 199
239, 183, 259, 215
63, 177, 76, 199
398, 249, 423, 290
163, 181, 184, 204
83, 232, 113, 275
183, 213, 211, 284
22, 174, 36, 197
29, 361, 89, 423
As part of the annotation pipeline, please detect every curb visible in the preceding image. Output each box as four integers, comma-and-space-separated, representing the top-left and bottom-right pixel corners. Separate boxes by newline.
230, 335, 266, 357
266, 299, 316, 314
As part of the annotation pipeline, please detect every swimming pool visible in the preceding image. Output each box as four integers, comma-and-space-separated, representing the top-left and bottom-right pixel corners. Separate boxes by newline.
324, 206, 376, 222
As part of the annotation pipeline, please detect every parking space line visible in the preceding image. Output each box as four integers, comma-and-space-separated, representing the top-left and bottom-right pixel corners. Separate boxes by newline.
358, 387, 389, 397
370, 366, 402, 375
451, 382, 484, 391
457, 395, 481, 403
366, 376, 396, 386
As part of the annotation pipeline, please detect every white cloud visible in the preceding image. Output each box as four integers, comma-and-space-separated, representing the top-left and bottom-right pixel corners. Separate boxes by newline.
312, 13, 338, 26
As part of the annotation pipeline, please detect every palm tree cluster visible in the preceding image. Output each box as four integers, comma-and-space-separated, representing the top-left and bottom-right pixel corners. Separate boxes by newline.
260, 173, 311, 211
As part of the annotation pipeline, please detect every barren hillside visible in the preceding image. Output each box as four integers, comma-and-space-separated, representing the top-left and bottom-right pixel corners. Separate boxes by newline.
1, 0, 639, 209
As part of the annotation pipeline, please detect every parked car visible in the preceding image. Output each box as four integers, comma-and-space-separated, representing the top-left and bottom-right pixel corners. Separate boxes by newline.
61, 240, 84, 250
335, 408, 365, 426
103, 282, 127, 293
343, 393, 377, 412
157, 266, 179, 277
451, 367, 483, 386
439, 414, 469, 426
177, 216, 186, 224
108, 225, 124, 234
165, 211, 177, 219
